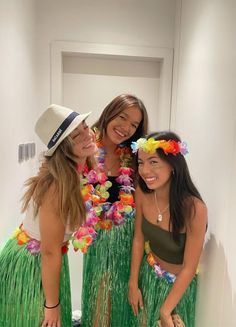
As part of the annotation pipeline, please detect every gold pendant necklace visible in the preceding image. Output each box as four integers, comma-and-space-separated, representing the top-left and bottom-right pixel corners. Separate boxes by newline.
105, 158, 119, 176
154, 192, 169, 223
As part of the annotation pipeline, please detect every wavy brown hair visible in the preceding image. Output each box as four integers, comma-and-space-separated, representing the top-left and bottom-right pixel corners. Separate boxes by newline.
21, 137, 91, 230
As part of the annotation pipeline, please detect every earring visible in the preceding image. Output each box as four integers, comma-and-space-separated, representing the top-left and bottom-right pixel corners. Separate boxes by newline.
172, 170, 175, 175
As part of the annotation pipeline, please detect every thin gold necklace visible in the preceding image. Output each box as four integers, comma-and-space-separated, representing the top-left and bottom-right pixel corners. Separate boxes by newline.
104, 159, 119, 176
154, 192, 169, 223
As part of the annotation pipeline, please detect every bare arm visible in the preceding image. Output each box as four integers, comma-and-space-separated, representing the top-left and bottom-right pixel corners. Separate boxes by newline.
128, 186, 145, 315
39, 184, 65, 327
160, 199, 207, 325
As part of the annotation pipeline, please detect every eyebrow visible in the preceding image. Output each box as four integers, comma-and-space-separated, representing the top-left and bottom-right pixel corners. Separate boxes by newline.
121, 112, 141, 125
138, 156, 158, 161
148, 156, 159, 160
71, 129, 81, 139
71, 120, 88, 139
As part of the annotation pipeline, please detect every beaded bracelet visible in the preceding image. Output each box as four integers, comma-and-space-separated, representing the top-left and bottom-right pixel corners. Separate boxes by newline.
44, 300, 60, 309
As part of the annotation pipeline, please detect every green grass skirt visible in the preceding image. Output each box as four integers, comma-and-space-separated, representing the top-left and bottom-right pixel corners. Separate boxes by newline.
0, 237, 72, 327
136, 254, 198, 327
81, 217, 136, 327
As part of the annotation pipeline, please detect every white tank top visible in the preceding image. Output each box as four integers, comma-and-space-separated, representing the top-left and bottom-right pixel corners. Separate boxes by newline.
22, 200, 72, 242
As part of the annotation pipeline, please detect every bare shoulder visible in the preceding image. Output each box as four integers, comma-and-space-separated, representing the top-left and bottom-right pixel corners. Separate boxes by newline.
40, 182, 59, 213
135, 186, 147, 212
39, 182, 64, 244
193, 197, 207, 215
188, 197, 207, 230
134, 185, 145, 202
135, 185, 142, 197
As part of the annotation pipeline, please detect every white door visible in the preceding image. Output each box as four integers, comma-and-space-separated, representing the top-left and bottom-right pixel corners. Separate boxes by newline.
63, 54, 161, 131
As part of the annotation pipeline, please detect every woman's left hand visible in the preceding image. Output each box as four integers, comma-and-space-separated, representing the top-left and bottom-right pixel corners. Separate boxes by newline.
40, 306, 61, 327
128, 284, 143, 316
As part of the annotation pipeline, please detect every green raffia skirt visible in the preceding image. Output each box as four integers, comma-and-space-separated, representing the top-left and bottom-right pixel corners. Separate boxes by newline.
0, 236, 72, 327
136, 254, 198, 327
81, 217, 136, 327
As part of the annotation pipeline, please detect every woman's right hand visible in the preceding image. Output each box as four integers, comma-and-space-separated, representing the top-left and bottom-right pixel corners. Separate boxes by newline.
158, 315, 174, 327
128, 283, 144, 316
40, 306, 61, 327
159, 307, 175, 327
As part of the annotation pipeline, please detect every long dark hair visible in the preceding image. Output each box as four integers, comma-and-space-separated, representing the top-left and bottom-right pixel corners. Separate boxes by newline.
92, 94, 149, 147
138, 131, 203, 242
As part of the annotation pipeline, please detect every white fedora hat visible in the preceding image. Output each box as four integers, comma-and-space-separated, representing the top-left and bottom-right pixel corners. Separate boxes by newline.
35, 104, 91, 156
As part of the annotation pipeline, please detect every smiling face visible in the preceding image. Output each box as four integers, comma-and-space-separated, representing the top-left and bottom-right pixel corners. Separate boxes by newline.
105, 106, 142, 145
70, 120, 97, 161
138, 150, 173, 191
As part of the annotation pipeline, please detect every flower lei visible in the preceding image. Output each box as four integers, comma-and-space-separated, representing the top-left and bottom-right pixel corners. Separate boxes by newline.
131, 137, 188, 155
72, 129, 135, 253
71, 164, 111, 253
12, 224, 69, 255
145, 241, 176, 283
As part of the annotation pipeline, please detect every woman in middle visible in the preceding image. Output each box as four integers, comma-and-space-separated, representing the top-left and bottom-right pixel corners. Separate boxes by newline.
81, 94, 149, 327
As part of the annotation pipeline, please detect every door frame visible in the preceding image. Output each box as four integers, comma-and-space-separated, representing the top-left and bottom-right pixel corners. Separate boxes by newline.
51, 41, 173, 129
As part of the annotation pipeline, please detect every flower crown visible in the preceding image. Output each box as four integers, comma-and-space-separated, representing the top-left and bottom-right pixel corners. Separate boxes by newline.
131, 137, 188, 155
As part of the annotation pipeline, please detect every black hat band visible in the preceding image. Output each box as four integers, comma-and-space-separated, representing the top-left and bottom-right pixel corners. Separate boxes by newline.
47, 111, 79, 149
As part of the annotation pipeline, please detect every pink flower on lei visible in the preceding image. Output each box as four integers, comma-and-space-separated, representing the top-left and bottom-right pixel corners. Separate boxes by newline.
116, 174, 133, 186
26, 239, 41, 255
72, 226, 97, 253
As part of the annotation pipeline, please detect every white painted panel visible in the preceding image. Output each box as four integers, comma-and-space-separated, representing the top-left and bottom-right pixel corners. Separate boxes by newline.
63, 73, 159, 130
172, 1, 236, 326
63, 57, 161, 131
0, 0, 39, 246
51, 42, 173, 130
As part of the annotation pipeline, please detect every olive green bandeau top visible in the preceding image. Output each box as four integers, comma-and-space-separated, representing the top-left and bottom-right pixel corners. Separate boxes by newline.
142, 216, 186, 264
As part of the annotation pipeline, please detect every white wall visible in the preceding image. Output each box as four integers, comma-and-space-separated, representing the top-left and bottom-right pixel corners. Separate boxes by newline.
0, 0, 39, 245
172, 1, 236, 326
36, 0, 176, 109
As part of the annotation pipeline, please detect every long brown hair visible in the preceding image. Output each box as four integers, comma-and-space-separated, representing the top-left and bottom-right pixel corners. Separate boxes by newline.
93, 94, 149, 146
22, 137, 89, 231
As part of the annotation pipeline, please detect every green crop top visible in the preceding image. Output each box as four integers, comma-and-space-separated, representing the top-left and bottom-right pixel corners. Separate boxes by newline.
142, 216, 186, 264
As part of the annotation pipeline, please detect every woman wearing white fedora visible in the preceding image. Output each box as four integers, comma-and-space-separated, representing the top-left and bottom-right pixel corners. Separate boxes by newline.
0, 104, 97, 327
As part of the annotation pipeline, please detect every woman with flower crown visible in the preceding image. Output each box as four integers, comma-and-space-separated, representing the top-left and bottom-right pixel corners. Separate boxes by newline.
0, 104, 98, 327
79, 94, 148, 327
128, 131, 207, 327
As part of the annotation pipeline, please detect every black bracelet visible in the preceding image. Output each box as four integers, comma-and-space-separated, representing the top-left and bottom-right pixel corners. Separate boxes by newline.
44, 300, 60, 309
